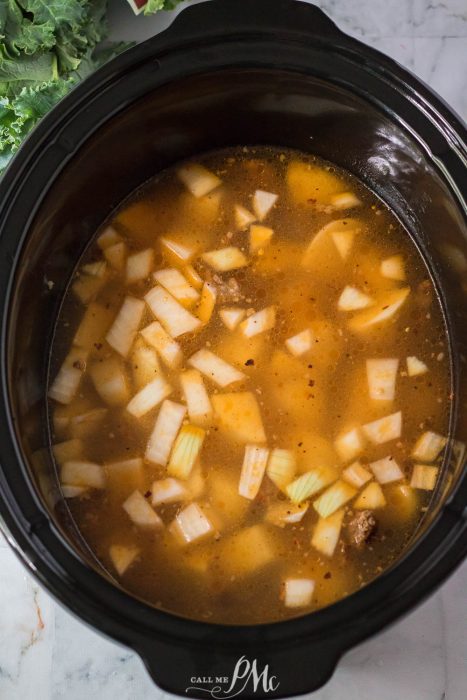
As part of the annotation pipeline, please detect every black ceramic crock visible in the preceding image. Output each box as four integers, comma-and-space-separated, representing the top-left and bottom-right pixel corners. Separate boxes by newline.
0, 0, 466, 697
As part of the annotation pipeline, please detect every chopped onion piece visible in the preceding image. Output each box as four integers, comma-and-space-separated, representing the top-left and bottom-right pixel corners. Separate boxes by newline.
106, 296, 145, 357
160, 237, 196, 266
331, 230, 355, 259
197, 282, 217, 324
342, 461, 372, 488
253, 190, 278, 221
188, 349, 246, 387
219, 307, 246, 331
123, 490, 162, 529
48, 348, 88, 405
363, 411, 402, 444
303, 218, 362, 269
338, 285, 374, 311
407, 355, 429, 377
380, 254, 406, 281
212, 392, 266, 443
145, 285, 202, 338
354, 482, 386, 509
97, 226, 122, 250
130, 337, 161, 389
52, 439, 83, 465
249, 224, 274, 254
73, 302, 114, 351
285, 328, 313, 357
240, 306, 276, 338
239, 445, 269, 500
284, 578, 315, 608
183, 264, 204, 289
109, 544, 139, 576
170, 503, 214, 544
61, 461, 105, 489
369, 456, 404, 484
412, 431, 447, 462
153, 268, 200, 307
106, 457, 144, 485
311, 509, 345, 557
330, 192, 361, 209
201, 247, 248, 272
72, 266, 108, 304
126, 248, 154, 284
267, 448, 297, 491
141, 321, 183, 369
180, 369, 213, 427
70, 407, 108, 439
145, 400, 187, 466
286, 467, 336, 504
313, 480, 356, 518
168, 424, 206, 480
61, 485, 88, 499
178, 163, 221, 198
151, 477, 188, 506
235, 204, 256, 230
335, 427, 364, 462
349, 287, 410, 331
266, 501, 308, 527
126, 376, 172, 418
82, 261, 107, 278
410, 464, 438, 490
104, 241, 127, 272
366, 358, 399, 401
89, 356, 130, 407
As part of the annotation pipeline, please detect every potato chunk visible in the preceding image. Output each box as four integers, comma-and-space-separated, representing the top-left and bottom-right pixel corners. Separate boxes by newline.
218, 525, 275, 577
287, 161, 344, 205
212, 392, 266, 444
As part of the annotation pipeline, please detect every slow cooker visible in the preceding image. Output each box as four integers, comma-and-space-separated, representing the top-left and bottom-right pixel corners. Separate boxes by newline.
0, 0, 465, 697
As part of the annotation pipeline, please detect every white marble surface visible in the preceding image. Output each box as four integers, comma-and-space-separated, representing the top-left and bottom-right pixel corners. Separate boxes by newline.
1, 1, 466, 699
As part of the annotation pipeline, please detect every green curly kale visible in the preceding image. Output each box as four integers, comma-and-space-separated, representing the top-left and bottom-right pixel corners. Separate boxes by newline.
143, 0, 185, 15
0, 0, 130, 174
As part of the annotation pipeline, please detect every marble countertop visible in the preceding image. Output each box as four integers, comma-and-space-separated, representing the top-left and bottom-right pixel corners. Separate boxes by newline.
0, 1, 466, 699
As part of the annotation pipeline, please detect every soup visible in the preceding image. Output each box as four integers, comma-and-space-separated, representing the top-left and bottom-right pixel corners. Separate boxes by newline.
48, 147, 451, 624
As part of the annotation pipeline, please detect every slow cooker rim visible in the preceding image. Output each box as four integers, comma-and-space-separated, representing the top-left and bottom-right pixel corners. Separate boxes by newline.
0, 0, 466, 653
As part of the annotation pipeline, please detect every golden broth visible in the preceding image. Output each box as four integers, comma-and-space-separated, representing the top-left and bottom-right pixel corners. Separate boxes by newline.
48, 147, 451, 624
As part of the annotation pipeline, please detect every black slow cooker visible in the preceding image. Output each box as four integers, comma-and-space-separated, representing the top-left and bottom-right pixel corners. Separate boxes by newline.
0, 1, 465, 697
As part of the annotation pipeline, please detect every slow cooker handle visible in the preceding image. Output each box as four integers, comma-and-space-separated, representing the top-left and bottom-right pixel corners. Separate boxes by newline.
168, 0, 345, 42
136, 636, 342, 698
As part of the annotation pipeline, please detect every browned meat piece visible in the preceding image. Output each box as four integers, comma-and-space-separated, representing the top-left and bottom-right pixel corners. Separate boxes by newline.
211, 274, 243, 303
347, 510, 376, 547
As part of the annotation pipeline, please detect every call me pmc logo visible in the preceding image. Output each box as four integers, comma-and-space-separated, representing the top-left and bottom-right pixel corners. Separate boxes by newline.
186, 656, 280, 698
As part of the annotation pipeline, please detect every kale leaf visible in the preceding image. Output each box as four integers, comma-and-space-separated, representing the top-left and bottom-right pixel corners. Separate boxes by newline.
0, 0, 128, 174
